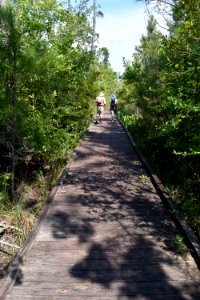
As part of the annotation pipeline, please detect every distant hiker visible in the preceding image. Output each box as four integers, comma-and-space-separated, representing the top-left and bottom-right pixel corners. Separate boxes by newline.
110, 94, 117, 121
95, 92, 106, 124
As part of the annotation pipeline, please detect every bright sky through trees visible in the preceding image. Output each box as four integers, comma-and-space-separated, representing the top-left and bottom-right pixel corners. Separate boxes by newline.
94, 0, 148, 74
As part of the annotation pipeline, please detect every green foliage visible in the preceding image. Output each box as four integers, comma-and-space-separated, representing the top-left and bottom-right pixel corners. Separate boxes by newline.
175, 235, 188, 257
120, 3, 200, 237
0, 0, 118, 202
97, 47, 110, 66
0, 172, 11, 202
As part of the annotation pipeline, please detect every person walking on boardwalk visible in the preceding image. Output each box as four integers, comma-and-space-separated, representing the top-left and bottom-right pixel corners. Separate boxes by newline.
110, 93, 118, 121
95, 92, 106, 124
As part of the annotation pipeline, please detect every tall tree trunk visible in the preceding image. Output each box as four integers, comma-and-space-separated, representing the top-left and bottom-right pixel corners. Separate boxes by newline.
11, 53, 17, 201
91, 0, 96, 51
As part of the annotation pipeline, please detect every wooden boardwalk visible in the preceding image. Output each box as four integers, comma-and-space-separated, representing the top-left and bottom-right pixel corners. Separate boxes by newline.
3, 111, 200, 299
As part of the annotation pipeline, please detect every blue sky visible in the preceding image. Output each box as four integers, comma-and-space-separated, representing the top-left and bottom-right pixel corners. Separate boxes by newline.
93, 0, 148, 74
97, 0, 141, 13
71, 0, 143, 14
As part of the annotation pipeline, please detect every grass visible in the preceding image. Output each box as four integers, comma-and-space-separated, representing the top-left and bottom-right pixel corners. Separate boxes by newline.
175, 235, 188, 258
138, 174, 150, 181
0, 170, 53, 279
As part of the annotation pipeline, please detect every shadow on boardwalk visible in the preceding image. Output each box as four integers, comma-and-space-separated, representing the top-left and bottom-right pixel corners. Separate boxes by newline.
49, 180, 199, 298
3, 112, 200, 299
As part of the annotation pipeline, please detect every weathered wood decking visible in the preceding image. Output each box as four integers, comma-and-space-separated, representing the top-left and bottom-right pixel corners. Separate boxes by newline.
3, 111, 200, 299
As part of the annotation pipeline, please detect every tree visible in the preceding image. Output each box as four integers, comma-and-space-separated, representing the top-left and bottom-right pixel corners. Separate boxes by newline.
0, 2, 21, 200
91, 0, 103, 51
0, 0, 104, 202
123, 16, 164, 126
97, 47, 110, 66
121, 0, 200, 235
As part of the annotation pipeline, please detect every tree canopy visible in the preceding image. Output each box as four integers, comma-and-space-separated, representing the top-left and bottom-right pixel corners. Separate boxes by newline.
0, 0, 117, 202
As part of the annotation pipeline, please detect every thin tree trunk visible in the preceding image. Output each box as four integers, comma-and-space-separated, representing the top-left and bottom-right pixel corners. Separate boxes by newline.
91, 0, 96, 51
11, 54, 17, 201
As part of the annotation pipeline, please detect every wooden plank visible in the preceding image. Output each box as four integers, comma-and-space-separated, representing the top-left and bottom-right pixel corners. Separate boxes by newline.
20, 263, 200, 283
39, 221, 177, 234
7, 280, 200, 297
6, 295, 194, 300
30, 237, 178, 252
35, 228, 178, 243
25, 252, 195, 267
54, 194, 163, 205
26, 248, 180, 260
46, 208, 169, 220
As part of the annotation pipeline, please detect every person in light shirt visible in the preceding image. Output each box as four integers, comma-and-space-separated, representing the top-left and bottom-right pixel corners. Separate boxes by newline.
95, 92, 106, 124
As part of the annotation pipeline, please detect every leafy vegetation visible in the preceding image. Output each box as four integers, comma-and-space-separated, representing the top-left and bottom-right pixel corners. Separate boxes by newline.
0, 0, 117, 264
119, 1, 200, 237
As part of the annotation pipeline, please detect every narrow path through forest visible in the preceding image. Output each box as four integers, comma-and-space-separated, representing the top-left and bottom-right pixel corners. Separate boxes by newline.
2, 110, 200, 299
